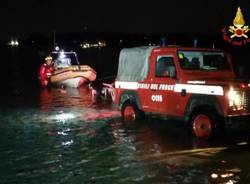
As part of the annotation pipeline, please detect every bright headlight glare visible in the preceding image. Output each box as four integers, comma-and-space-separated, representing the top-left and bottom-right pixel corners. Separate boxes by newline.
228, 89, 243, 109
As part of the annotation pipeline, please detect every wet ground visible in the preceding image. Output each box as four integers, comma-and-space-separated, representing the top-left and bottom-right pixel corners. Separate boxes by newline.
1, 86, 250, 184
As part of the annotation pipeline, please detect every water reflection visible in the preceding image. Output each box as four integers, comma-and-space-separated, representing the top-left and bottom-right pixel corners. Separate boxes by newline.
39, 87, 93, 111
109, 118, 250, 183
39, 87, 120, 123
1, 87, 250, 183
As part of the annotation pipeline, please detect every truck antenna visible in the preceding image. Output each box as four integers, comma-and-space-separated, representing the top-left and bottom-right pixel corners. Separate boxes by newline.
160, 37, 168, 46
53, 31, 56, 49
192, 39, 199, 48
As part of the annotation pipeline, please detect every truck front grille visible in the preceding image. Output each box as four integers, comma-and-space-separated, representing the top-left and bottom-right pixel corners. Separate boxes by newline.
243, 90, 250, 111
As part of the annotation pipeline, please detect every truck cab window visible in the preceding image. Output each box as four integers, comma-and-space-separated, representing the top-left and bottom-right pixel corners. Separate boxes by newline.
178, 51, 229, 70
155, 56, 175, 78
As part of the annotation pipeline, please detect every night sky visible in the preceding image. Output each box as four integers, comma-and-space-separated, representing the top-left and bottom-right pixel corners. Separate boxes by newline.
1, 0, 250, 40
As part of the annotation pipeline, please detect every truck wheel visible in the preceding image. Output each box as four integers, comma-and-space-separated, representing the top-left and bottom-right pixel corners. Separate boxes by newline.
121, 101, 143, 122
190, 108, 222, 139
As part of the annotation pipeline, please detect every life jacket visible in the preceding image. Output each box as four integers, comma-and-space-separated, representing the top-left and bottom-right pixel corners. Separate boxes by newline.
40, 63, 54, 80
45, 64, 53, 78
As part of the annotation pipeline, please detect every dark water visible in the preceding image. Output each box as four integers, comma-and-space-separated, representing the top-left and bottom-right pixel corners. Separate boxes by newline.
1, 87, 250, 184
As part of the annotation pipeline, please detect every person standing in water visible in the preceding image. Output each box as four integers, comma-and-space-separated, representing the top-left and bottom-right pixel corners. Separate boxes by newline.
39, 55, 54, 87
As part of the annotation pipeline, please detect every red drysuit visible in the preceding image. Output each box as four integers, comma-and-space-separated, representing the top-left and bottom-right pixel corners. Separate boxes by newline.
39, 63, 53, 87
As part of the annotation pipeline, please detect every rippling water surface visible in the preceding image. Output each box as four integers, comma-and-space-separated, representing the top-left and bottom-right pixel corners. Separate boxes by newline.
1, 87, 250, 184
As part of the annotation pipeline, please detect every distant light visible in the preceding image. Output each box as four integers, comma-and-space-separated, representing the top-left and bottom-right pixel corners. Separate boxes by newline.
80, 42, 90, 49
221, 173, 234, 178
236, 142, 248, 145
211, 173, 218, 179
80, 41, 106, 49
98, 40, 106, 47
8, 39, 19, 47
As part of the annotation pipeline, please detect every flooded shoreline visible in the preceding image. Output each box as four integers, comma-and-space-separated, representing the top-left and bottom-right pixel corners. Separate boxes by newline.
0, 87, 250, 183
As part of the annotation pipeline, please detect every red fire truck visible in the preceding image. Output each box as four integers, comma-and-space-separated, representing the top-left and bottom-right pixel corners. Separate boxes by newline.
114, 46, 250, 139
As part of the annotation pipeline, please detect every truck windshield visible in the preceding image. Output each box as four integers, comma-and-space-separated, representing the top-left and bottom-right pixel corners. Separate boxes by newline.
178, 51, 230, 70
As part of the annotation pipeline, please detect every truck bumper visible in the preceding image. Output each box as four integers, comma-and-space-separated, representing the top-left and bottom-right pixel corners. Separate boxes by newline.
225, 115, 250, 123
225, 115, 250, 130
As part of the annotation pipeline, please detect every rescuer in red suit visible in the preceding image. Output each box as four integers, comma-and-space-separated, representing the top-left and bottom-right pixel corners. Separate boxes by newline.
40, 55, 54, 87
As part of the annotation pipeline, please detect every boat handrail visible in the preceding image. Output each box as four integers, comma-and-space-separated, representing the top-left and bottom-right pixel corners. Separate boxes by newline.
51, 51, 80, 67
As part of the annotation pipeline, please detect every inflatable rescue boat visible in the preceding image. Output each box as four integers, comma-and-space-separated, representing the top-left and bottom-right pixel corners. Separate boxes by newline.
50, 51, 96, 88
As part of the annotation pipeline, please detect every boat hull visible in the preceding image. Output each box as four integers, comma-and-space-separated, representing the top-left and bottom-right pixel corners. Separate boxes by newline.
50, 65, 96, 88
53, 77, 85, 88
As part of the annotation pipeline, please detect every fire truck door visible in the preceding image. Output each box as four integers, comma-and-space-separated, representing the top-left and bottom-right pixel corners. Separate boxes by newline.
149, 54, 178, 114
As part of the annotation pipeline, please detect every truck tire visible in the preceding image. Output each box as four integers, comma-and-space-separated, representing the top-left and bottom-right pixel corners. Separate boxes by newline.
121, 101, 144, 122
190, 107, 223, 139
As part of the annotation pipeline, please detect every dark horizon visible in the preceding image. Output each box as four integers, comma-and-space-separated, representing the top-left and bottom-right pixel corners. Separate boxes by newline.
1, 31, 250, 89
1, 0, 250, 40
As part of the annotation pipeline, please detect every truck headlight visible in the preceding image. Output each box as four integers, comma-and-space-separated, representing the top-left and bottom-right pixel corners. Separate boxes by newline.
228, 88, 243, 110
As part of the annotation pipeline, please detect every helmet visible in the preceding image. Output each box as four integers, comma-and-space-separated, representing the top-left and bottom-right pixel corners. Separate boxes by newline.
45, 55, 52, 61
